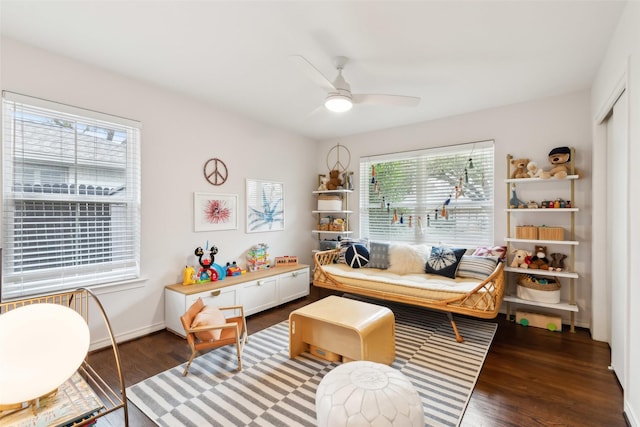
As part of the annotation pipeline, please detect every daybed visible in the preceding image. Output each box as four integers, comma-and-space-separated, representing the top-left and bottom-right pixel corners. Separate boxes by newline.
313, 245, 505, 343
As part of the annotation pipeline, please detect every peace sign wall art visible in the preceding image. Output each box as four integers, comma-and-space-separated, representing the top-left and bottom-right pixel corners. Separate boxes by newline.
194, 192, 238, 232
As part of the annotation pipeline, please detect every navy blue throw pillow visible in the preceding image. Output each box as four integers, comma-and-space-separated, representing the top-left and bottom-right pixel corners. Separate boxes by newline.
425, 247, 466, 278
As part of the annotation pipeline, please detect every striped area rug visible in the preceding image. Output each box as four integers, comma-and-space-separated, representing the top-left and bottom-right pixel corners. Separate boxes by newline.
127, 301, 497, 427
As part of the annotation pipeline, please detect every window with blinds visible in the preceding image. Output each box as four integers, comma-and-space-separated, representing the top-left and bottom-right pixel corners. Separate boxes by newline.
1, 92, 141, 301
359, 141, 494, 246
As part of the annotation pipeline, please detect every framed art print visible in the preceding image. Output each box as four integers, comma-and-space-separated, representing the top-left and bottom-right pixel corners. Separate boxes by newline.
246, 179, 284, 233
194, 192, 238, 231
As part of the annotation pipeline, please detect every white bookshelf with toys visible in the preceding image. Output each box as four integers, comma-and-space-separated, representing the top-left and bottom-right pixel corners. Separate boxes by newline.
503, 147, 580, 332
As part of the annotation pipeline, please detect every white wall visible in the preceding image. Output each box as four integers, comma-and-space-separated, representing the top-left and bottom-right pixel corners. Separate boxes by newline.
0, 37, 319, 348
591, 2, 640, 425
318, 91, 593, 327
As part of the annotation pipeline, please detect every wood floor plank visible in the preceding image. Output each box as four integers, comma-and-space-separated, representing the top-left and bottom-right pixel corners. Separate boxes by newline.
89, 287, 625, 426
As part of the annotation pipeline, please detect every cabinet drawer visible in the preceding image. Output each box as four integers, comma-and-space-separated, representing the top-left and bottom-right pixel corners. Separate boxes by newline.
279, 269, 310, 304
242, 278, 278, 316
186, 287, 237, 309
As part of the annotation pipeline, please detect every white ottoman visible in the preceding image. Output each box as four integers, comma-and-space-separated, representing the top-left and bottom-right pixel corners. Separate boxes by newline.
316, 361, 424, 426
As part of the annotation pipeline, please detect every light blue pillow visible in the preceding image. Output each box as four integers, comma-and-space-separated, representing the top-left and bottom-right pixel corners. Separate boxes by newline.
457, 255, 499, 279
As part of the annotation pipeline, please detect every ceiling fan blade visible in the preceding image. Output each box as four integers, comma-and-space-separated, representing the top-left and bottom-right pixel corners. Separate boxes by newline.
290, 55, 336, 91
352, 94, 421, 107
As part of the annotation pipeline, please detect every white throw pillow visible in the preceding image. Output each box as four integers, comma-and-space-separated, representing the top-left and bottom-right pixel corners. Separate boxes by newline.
387, 244, 431, 274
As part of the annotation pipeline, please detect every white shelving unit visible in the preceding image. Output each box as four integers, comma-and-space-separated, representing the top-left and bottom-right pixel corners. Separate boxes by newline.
312, 189, 353, 250
504, 150, 580, 332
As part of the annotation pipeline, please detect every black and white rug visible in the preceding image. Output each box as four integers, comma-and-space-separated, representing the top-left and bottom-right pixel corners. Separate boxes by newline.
127, 301, 497, 427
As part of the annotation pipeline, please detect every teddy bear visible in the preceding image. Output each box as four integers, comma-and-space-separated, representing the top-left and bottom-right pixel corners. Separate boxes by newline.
326, 169, 343, 191
538, 146, 571, 179
317, 175, 329, 191
510, 248, 532, 268
526, 161, 540, 178
529, 245, 550, 270
549, 253, 567, 271
510, 158, 530, 179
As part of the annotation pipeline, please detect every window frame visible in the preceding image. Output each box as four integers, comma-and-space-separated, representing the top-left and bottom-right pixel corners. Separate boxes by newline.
359, 140, 494, 247
1, 91, 141, 301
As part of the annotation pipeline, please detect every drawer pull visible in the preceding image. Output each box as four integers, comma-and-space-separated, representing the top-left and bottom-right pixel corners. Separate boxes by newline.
258, 280, 264, 286
210, 290, 221, 297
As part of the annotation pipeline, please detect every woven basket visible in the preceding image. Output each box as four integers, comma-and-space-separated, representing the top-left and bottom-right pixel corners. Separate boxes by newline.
518, 274, 561, 291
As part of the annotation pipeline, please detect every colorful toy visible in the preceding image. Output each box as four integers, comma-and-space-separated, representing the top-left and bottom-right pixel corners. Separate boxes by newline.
226, 261, 243, 276
275, 256, 298, 266
247, 243, 270, 272
182, 265, 196, 285
195, 245, 219, 282
516, 310, 562, 332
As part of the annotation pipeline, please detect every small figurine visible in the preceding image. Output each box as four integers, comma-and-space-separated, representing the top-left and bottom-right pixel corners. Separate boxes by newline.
226, 261, 242, 277
182, 265, 196, 285
195, 246, 219, 282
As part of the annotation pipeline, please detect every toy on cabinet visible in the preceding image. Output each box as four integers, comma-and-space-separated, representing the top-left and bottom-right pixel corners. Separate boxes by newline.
195, 245, 219, 282
225, 261, 244, 276
182, 265, 196, 285
275, 256, 298, 267
247, 243, 270, 272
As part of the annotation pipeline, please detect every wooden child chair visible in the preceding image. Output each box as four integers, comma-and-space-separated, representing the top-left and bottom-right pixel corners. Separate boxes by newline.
180, 297, 247, 376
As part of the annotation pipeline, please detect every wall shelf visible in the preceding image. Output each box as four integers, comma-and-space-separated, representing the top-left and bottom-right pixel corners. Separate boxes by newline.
504, 266, 578, 279
312, 188, 353, 249
503, 295, 579, 312
505, 208, 579, 213
505, 237, 579, 246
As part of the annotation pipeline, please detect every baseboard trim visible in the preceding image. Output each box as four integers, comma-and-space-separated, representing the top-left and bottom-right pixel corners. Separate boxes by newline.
89, 321, 166, 352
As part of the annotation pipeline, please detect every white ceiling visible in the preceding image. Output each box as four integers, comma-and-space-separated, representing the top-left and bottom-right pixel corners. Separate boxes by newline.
0, 1, 626, 141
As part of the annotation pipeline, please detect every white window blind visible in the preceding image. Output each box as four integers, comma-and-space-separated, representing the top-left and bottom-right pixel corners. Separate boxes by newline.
359, 140, 494, 246
1, 92, 141, 301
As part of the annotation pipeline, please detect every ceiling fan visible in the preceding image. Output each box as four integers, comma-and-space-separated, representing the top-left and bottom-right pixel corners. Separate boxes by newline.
291, 55, 421, 113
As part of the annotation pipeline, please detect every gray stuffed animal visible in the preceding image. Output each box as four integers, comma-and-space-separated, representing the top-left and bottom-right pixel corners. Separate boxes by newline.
549, 253, 567, 271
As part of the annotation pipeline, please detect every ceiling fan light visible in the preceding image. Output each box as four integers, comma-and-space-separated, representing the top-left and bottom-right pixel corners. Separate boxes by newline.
325, 94, 353, 112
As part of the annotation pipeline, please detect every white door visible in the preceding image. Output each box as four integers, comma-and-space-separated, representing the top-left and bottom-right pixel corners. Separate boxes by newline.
606, 90, 628, 387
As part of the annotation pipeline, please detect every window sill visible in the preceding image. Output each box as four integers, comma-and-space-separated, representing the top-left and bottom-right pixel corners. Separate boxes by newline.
89, 276, 149, 296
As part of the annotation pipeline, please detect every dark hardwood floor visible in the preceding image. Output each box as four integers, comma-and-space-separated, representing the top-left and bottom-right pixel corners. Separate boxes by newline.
90, 287, 626, 426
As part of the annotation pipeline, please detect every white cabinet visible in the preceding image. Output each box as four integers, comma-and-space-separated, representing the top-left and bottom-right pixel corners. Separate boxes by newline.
504, 150, 580, 332
241, 277, 279, 316
279, 268, 310, 303
312, 189, 353, 250
165, 265, 309, 337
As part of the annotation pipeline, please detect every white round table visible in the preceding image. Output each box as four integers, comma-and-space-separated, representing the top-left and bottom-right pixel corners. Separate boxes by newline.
316, 360, 425, 426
